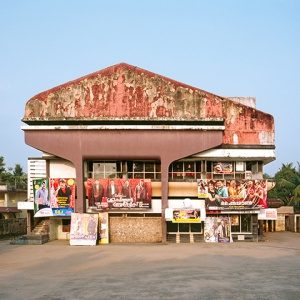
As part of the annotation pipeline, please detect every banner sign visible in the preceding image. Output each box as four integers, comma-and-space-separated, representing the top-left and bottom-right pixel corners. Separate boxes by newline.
87, 178, 152, 210
258, 209, 277, 220
70, 213, 98, 246
204, 217, 231, 243
33, 178, 75, 217
197, 179, 268, 210
172, 208, 201, 223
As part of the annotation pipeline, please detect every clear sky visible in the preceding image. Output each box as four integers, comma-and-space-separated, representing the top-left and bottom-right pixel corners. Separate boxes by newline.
0, 0, 299, 176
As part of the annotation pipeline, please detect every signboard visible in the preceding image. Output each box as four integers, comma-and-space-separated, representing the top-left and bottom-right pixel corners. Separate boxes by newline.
70, 213, 98, 246
87, 178, 152, 210
33, 178, 75, 217
204, 217, 231, 243
258, 209, 277, 220
172, 208, 201, 223
198, 179, 268, 210
17, 202, 34, 210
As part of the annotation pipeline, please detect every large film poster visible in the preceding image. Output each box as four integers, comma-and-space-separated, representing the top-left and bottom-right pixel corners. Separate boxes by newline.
87, 178, 152, 210
204, 217, 231, 243
34, 178, 75, 217
70, 213, 98, 246
197, 179, 268, 210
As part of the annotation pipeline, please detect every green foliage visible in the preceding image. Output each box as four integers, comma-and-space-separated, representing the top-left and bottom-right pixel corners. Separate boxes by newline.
266, 162, 300, 208
0, 157, 27, 190
0, 156, 6, 174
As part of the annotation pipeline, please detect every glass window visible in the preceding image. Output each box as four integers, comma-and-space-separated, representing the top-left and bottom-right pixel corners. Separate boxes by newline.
166, 222, 202, 233
231, 214, 251, 233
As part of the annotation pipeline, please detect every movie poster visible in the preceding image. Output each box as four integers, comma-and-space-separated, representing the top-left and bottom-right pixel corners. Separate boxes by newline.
99, 212, 109, 244
216, 217, 231, 243
49, 178, 76, 216
204, 217, 231, 243
198, 179, 268, 210
70, 213, 98, 246
33, 178, 53, 217
172, 208, 201, 223
86, 178, 152, 210
213, 162, 233, 174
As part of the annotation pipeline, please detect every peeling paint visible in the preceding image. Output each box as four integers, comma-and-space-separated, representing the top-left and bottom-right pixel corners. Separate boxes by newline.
22, 63, 275, 146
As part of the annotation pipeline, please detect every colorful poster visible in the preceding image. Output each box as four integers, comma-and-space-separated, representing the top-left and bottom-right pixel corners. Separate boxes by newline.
70, 213, 98, 246
213, 162, 233, 174
99, 212, 109, 244
197, 179, 208, 198
204, 217, 218, 242
33, 178, 52, 217
204, 217, 231, 243
172, 209, 201, 223
216, 217, 231, 243
49, 178, 76, 216
198, 179, 268, 210
86, 178, 152, 210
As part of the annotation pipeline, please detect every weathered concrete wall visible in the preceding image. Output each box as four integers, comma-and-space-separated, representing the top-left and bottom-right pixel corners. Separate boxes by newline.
0, 218, 27, 237
22, 63, 275, 146
109, 217, 162, 243
275, 214, 286, 231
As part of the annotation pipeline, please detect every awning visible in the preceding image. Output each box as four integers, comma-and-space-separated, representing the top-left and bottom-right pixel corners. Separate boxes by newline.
0, 207, 22, 213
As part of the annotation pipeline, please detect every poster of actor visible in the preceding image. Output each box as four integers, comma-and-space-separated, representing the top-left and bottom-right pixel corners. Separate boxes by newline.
87, 178, 152, 209
197, 179, 208, 198
213, 162, 233, 174
172, 208, 201, 223
70, 213, 98, 246
204, 179, 268, 210
50, 178, 75, 216
33, 178, 50, 213
217, 217, 231, 243
204, 217, 218, 243
99, 212, 109, 244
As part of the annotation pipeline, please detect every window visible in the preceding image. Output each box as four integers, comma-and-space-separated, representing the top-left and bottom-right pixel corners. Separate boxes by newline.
231, 214, 251, 233
168, 162, 199, 180
166, 221, 202, 234
86, 160, 161, 180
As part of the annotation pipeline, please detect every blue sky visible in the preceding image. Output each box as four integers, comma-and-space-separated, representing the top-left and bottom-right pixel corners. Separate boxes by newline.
0, 0, 299, 176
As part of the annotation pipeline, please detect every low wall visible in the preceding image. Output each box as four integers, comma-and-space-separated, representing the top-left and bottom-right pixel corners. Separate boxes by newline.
109, 217, 162, 243
0, 218, 27, 238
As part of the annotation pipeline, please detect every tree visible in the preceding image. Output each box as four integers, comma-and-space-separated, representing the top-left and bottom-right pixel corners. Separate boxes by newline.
267, 163, 300, 211
0, 157, 27, 189
0, 156, 5, 174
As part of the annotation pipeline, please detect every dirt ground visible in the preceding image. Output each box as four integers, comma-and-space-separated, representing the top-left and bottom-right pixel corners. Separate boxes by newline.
0, 232, 300, 300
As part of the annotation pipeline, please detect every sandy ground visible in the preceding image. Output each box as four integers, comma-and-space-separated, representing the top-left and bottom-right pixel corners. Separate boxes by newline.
0, 232, 300, 300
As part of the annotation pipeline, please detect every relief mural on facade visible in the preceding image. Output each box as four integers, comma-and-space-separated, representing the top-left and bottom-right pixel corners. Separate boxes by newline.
22, 63, 274, 145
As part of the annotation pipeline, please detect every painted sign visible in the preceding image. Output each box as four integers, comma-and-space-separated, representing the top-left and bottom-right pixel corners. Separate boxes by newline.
86, 178, 152, 210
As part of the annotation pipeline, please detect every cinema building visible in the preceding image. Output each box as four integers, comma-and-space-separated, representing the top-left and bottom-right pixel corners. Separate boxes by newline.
22, 63, 275, 243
